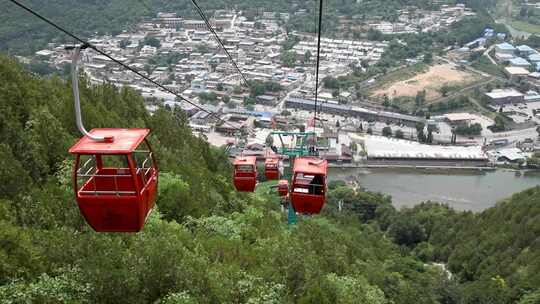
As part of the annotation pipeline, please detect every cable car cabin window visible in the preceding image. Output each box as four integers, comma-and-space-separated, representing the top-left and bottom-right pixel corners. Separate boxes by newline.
101, 154, 130, 169
293, 173, 325, 195
76, 155, 97, 192
235, 165, 255, 173
132, 140, 156, 189
75, 154, 135, 196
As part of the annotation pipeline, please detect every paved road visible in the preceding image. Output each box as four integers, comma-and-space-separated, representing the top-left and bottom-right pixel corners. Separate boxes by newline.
483, 44, 497, 65
429, 77, 496, 105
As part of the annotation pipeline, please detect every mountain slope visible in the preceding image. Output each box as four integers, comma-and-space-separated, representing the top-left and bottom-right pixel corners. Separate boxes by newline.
1, 54, 540, 303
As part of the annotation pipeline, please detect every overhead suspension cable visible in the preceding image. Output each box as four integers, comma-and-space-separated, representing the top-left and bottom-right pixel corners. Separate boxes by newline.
189, 0, 250, 87
7, 0, 241, 131
313, 0, 324, 130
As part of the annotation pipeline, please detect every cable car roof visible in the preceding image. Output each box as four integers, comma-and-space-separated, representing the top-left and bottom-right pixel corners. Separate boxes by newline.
293, 157, 328, 175
265, 157, 279, 164
69, 128, 150, 154
233, 156, 257, 165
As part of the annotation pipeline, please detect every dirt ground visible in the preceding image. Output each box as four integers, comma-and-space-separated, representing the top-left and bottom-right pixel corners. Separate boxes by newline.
372, 64, 479, 101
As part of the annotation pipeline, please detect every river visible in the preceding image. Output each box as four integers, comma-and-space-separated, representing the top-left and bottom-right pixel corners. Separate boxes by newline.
328, 168, 540, 211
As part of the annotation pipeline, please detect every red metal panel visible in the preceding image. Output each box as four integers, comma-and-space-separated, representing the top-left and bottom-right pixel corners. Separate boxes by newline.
71, 137, 159, 232
233, 155, 257, 192
292, 157, 328, 175
265, 158, 279, 180
233, 155, 257, 166
291, 193, 325, 214
291, 157, 328, 214
277, 179, 289, 197
77, 195, 142, 232
234, 176, 257, 192
69, 128, 150, 154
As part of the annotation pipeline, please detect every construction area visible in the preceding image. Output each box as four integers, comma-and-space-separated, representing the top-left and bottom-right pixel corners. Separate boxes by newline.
371, 64, 481, 101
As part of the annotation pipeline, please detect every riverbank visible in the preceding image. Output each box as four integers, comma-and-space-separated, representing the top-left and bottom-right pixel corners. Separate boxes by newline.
326, 162, 495, 170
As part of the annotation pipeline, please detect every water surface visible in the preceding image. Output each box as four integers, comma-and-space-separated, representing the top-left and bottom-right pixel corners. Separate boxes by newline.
329, 168, 540, 211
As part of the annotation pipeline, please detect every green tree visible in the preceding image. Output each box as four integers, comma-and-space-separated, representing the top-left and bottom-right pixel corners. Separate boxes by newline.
440, 85, 451, 97
0, 144, 31, 198
382, 94, 391, 108
415, 90, 426, 108
143, 36, 161, 48
519, 290, 540, 304
323, 76, 340, 90
304, 50, 312, 63
388, 216, 426, 247
415, 122, 426, 142
423, 53, 433, 64
491, 115, 506, 132
281, 51, 297, 68
367, 28, 384, 41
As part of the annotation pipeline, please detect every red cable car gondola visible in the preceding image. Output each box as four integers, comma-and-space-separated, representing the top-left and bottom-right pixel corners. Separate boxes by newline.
233, 156, 257, 192
69, 129, 158, 232
67, 45, 158, 232
264, 157, 280, 180
290, 157, 328, 214
277, 179, 289, 197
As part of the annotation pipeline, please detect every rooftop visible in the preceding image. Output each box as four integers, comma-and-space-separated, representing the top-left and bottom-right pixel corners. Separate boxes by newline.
529, 53, 540, 61
516, 45, 536, 53
69, 128, 150, 154
364, 135, 488, 160
509, 57, 531, 66
485, 88, 524, 99
233, 156, 257, 165
293, 157, 328, 175
444, 113, 475, 121
497, 42, 515, 50
504, 66, 530, 75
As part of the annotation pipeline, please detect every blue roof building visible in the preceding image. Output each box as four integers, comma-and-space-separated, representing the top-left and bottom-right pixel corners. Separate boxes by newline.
509, 57, 531, 67
516, 45, 537, 56
529, 53, 540, 62
496, 42, 516, 54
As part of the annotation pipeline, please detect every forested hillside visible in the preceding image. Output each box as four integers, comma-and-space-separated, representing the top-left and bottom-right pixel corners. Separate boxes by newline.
400, 188, 540, 303
1, 54, 540, 303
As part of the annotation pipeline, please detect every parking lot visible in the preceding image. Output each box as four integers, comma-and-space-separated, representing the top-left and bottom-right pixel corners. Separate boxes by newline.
497, 101, 540, 124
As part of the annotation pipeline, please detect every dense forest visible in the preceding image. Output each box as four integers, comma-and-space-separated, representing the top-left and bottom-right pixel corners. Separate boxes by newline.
1, 53, 540, 302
